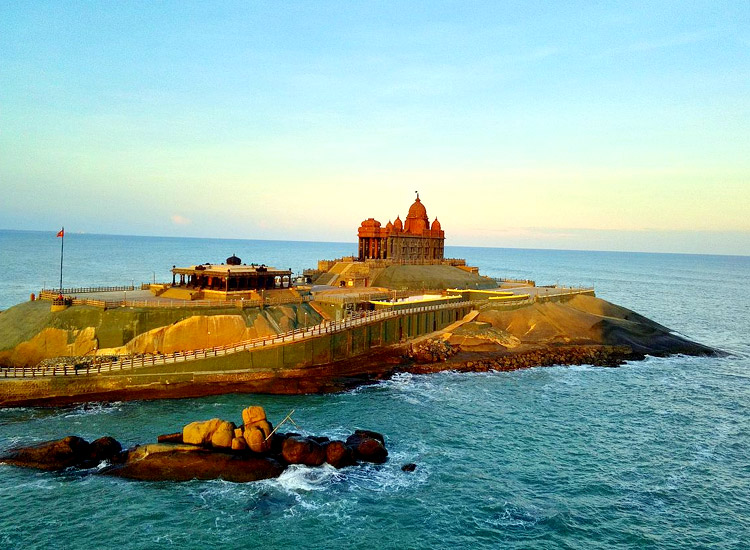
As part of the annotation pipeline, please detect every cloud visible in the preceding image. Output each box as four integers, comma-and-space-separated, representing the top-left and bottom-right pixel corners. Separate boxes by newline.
170, 214, 192, 226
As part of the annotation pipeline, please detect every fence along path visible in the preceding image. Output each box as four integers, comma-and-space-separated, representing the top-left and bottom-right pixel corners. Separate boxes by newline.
40, 291, 313, 310
1, 300, 475, 379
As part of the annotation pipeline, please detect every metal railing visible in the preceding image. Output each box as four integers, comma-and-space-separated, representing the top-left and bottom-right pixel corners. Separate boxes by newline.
40, 285, 136, 297
38, 290, 313, 310
1, 300, 476, 379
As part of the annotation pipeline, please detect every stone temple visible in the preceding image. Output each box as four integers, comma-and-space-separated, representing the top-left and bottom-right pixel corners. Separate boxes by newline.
357, 193, 445, 262
310, 193, 489, 288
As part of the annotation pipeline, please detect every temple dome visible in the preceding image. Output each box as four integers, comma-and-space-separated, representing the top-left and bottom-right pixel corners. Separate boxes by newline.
407, 197, 428, 220
226, 254, 242, 265
431, 218, 441, 231
386, 220, 393, 231
404, 196, 429, 234
393, 216, 403, 231
360, 217, 381, 228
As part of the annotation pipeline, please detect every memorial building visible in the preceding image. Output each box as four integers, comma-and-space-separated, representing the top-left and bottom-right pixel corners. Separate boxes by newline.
357, 193, 445, 262
171, 255, 292, 292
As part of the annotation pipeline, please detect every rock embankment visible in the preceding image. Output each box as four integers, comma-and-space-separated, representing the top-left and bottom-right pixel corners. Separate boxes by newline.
0, 406, 388, 483
406, 339, 458, 363
407, 344, 636, 374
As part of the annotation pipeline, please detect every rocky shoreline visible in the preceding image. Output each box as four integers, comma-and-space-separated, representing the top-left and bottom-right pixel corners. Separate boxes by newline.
0, 406, 388, 483
405, 340, 640, 374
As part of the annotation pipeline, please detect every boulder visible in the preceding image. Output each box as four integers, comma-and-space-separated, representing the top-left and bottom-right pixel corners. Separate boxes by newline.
182, 418, 222, 446
231, 436, 247, 451
102, 443, 284, 482
324, 440, 355, 469
350, 429, 385, 445
269, 432, 291, 455
281, 436, 326, 466
241, 406, 267, 428
252, 420, 273, 438
89, 436, 123, 464
157, 432, 183, 444
210, 421, 236, 449
244, 426, 270, 453
1, 436, 92, 471
346, 430, 388, 464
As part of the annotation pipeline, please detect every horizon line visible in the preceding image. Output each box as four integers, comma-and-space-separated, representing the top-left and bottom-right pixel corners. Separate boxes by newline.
2, 227, 748, 259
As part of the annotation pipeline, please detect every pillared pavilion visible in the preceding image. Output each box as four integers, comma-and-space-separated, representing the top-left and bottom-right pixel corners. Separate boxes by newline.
357, 193, 445, 261
171, 255, 292, 292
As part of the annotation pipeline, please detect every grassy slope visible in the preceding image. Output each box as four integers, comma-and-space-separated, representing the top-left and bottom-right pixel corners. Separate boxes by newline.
476, 294, 713, 355
0, 301, 320, 352
370, 265, 496, 290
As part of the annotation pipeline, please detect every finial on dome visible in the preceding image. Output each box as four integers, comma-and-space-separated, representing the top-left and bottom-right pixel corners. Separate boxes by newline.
415, 190, 419, 200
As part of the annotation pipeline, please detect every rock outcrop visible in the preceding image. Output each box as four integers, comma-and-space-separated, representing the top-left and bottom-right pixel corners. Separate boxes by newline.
104, 443, 285, 483
1, 406, 388, 482
406, 338, 458, 363
0, 435, 123, 471
345, 430, 388, 464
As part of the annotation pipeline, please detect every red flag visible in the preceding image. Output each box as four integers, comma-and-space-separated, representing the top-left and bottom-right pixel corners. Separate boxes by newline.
56, 228, 64, 238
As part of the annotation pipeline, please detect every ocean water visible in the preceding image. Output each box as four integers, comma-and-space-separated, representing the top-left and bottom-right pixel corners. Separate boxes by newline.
0, 230, 749, 549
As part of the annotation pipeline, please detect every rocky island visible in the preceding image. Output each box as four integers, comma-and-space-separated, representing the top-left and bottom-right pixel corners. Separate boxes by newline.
0, 195, 716, 407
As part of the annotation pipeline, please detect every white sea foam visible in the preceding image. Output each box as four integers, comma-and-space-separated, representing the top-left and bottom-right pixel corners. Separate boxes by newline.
62, 401, 123, 418
275, 463, 343, 493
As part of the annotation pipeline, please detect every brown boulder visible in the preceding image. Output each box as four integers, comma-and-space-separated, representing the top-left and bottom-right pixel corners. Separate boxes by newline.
157, 432, 183, 444
1, 436, 92, 471
88, 436, 123, 464
324, 440, 355, 469
281, 436, 326, 466
231, 436, 247, 451
346, 430, 388, 464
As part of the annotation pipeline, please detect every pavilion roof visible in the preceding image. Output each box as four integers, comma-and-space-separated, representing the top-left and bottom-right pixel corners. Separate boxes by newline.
172, 264, 291, 277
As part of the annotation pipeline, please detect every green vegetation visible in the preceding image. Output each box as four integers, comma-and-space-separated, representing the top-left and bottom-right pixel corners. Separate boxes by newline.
0, 301, 321, 352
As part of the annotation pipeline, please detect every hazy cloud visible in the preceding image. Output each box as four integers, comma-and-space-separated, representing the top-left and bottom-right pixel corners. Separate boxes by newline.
170, 214, 191, 226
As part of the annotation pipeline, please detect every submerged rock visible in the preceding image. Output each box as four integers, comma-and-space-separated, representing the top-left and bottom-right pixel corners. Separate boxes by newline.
346, 430, 388, 464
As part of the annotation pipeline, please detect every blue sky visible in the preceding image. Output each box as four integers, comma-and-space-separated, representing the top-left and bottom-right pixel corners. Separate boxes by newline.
1, 1, 748, 254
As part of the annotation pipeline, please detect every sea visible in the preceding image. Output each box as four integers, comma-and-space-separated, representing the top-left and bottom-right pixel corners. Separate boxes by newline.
0, 229, 748, 549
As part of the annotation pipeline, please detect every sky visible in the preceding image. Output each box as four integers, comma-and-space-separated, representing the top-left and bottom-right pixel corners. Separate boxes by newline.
1, 1, 748, 255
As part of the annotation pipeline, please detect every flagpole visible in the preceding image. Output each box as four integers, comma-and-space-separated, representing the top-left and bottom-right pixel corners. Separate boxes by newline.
59, 227, 64, 292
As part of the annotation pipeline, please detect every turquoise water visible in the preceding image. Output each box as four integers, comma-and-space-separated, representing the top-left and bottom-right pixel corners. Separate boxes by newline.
1, 230, 749, 549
